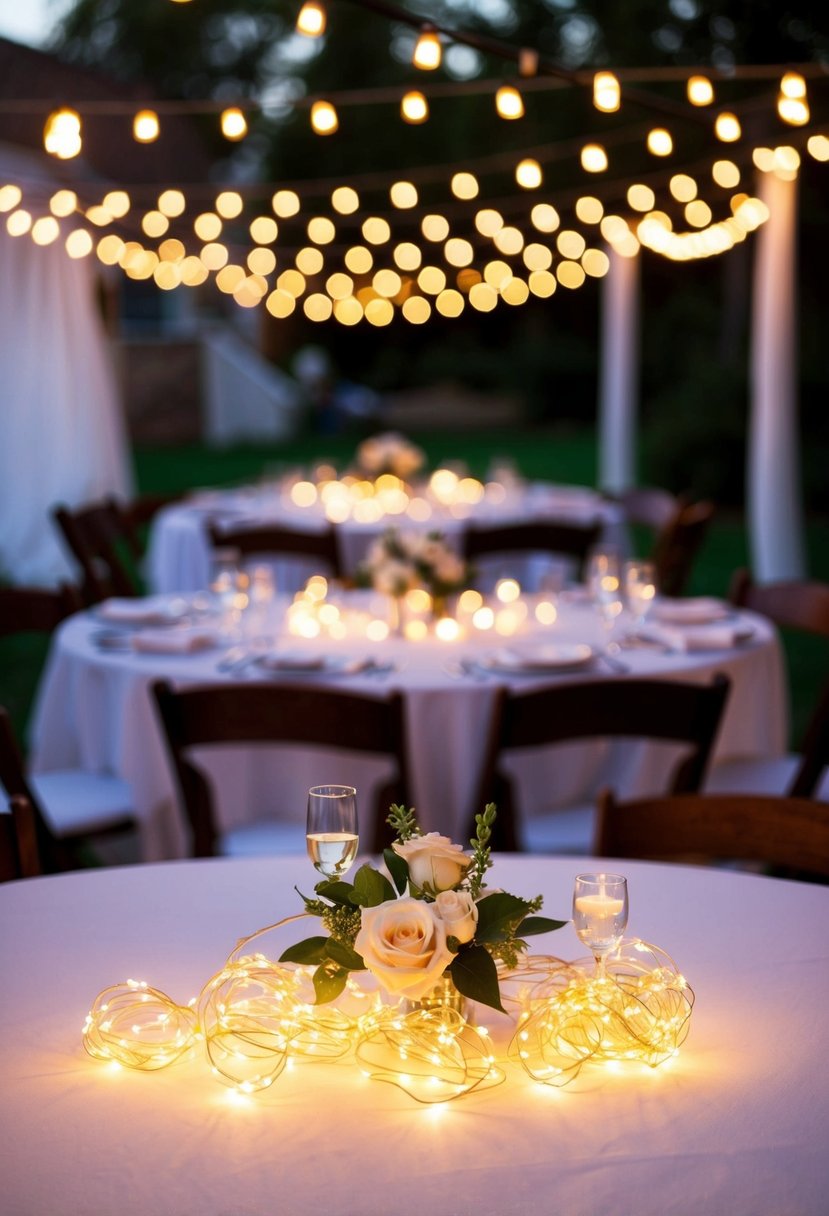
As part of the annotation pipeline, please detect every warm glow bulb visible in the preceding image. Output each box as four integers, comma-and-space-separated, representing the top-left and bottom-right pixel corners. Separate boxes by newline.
647, 128, 673, 156
495, 85, 524, 120
780, 71, 806, 100
311, 100, 338, 135
715, 112, 741, 143
777, 95, 809, 126
593, 71, 620, 113
515, 158, 542, 189
687, 75, 714, 106
413, 26, 441, 70
296, 1, 326, 36
44, 108, 81, 159
220, 107, 248, 140
581, 143, 608, 173
133, 109, 160, 143
401, 91, 428, 124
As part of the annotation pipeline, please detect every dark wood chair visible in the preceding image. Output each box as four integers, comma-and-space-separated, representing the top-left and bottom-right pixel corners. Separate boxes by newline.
52, 497, 142, 603
0, 706, 136, 873
608, 488, 714, 597
460, 520, 602, 585
471, 674, 731, 852
0, 795, 41, 881
152, 680, 411, 857
705, 571, 829, 799
208, 521, 344, 581
595, 789, 829, 880
0, 583, 83, 637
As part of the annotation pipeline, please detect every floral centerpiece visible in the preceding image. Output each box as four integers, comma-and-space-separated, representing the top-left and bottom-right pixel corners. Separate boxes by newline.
356, 527, 468, 612
355, 431, 426, 481
279, 804, 566, 1012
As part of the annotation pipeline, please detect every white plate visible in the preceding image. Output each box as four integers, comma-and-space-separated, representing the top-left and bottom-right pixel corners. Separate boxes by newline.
651, 597, 732, 625
93, 596, 192, 627
479, 643, 594, 674
254, 653, 369, 676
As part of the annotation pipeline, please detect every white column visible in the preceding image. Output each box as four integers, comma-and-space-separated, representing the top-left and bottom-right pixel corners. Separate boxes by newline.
598, 247, 640, 493
748, 169, 805, 580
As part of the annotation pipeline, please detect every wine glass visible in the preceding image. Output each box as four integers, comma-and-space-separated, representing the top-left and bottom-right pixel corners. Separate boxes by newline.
572, 873, 628, 979
586, 549, 624, 640
306, 785, 359, 879
624, 559, 658, 636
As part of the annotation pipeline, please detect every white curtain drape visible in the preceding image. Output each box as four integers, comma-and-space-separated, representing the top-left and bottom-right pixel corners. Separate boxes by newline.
0, 176, 133, 585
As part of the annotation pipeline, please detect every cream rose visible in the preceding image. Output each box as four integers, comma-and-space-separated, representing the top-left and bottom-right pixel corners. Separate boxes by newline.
354, 897, 455, 1000
434, 889, 478, 945
392, 833, 471, 893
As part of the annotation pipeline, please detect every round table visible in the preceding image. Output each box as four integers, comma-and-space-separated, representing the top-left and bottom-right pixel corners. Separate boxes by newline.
30, 594, 786, 861
2, 854, 827, 1216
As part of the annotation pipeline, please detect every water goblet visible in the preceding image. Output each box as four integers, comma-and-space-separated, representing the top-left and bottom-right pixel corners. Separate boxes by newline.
586, 549, 624, 639
624, 559, 658, 636
306, 785, 359, 879
572, 873, 629, 979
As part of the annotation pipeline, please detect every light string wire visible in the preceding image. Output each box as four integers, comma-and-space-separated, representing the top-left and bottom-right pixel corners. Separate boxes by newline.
82, 921, 693, 1104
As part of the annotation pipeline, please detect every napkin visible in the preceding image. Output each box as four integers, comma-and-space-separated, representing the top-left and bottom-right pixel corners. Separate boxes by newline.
640, 623, 754, 653
131, 628, 219, 654
97, 597, 188, 626
651, 597, 731, 625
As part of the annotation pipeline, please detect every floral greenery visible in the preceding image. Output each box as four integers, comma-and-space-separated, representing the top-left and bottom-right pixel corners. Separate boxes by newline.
354, 528, 468, 600
354, 431, 426, 480
279, 804, 566, 1013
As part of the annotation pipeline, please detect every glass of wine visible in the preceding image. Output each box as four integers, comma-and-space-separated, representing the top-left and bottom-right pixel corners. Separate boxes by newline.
624, 559, 658, 635
586, 548, 624, 639
306, 785, 359, 879
572, 873, 628, 979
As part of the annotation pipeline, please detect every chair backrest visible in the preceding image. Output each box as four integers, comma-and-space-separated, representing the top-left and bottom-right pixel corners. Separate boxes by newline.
52, 498, 142, 603
472, 674, 731, 850
610, 485, 685, 533
208, 522, 343, 580
151, 679, 410, 856
651, 498, 714, 597
0, 583, 82, 639
595, 788, 829, 879
460, 520, 602, 580
0, 708, 64, 873
0, 795, 41, 881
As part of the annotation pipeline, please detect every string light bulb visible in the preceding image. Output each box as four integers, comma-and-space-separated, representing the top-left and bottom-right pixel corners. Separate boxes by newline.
43, 108, 81, 159
133, 110, 160, 143
401, 91, 429, 124
311, 100, 338, 135
777, 73, 809, 126
581, 143, 608, 173
647, 128, 673, 157
515, 159, 542, 189
593, 72, 620, 113
715, 111, 741, 143
687, 75, 714, 106
296, 1, 326, 36
220, 107, 248, 140
413, 25, 441, 71
495, 85, 524, 120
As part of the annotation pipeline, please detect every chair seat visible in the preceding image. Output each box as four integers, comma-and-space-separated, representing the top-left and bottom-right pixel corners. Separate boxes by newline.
521, 803, 596, 855
29, 771, 135, 837
220, 821, 309, 858
705, 754, 829, 799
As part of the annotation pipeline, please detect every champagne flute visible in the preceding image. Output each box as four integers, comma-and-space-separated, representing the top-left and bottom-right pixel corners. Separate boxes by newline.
587, 549, 624, 641
624, 559, 658, 636
306, 785, 359, 879
572, 873, 628, 979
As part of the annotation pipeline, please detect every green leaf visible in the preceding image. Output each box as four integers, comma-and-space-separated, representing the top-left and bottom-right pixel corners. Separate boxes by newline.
278, 936, 330, 965
449, 946, 505, 1013
350, 864, 395, 908
383, 847, 409, 895
325, 938, 366, 971
314, 879, 355, 905
312, 964, 348, 1005
475, 892, 532, 944
519, 916, 568, 937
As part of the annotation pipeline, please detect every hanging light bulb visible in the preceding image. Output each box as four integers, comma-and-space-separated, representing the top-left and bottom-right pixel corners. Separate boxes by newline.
44, 108, 81, 159
580, 143, 608, 173
220, 107, 248, 140
593, 72, 620, 113
647, 128, 673, 156
133, 110, 160, 143
715, 111, 741, 143
687, 75, 714, 106
515, 159, 542, 189
401, 91, 428, 124
413, 25, 441, 70
311, 100, 338, 135
495, 85, 524, 120
296, 1, 326, 36
777, 73, 809, 126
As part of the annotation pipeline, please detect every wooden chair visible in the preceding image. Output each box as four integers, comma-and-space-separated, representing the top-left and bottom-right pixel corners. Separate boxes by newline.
0, 706, 136, 873
595, 789, 829, 880
706, 571, 829, 799
152, 680, 411, 857
0, 795, 41, 881
471, 674, 731, 853
52, 497, 142, 603
460, 520, 602, 585
208, 522, 344, 581
609, 488, 714, 597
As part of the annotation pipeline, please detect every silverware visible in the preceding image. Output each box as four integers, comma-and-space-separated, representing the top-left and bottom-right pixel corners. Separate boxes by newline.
597, 645, 630, 674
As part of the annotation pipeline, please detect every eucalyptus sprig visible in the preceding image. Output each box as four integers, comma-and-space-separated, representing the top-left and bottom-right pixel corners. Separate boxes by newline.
386, 803, 420, 843
467, 802, 496, 898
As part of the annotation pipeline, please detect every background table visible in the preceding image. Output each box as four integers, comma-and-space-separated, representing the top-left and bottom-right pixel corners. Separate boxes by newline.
2, 855, 827, 1216
30, 596, 786, 860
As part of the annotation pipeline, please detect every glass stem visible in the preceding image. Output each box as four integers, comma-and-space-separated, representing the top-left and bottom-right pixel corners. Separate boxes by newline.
594, 952, 607, 980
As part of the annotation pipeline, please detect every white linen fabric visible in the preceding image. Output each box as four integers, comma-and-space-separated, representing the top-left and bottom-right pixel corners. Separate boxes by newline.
0, 157, 133, 584
1, 855, 827, 1216
29, 599, 786, 861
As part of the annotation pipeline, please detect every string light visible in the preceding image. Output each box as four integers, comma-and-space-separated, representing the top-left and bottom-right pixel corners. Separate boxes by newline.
515, 158, 542, 189
43, 108, 81, 159
220, 107, 248, 140
296, 1, 326, 37
413, 25, 442, 71
778, 73, 809, 126
401, 90, 428, 124
133, 109, 160, 143
647, 128, 673, 156
593, 71, 620, 113
687, 75, 714, 106
495, 85, 524, 120
715, 111, 741, 143
581, 143, 608, 172
311, 100, 338, 134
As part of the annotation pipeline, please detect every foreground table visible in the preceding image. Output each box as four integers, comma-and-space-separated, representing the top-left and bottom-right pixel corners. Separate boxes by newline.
2, 855, 827, 1216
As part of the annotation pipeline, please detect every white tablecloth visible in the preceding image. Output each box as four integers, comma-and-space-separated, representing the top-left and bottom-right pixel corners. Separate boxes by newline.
2, 854, 827, 1216
29, 595, 786, 861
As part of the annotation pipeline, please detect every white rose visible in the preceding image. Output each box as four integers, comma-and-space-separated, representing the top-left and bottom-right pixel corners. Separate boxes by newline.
354, 897, 455, 1000
392, 832, 471, 892
434, 889, 478, 945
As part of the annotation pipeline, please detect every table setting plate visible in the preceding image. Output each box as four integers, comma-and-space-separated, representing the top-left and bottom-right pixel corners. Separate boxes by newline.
650, 596, 733, 625
477, 643, 595, 675
253, 652, 376, 676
